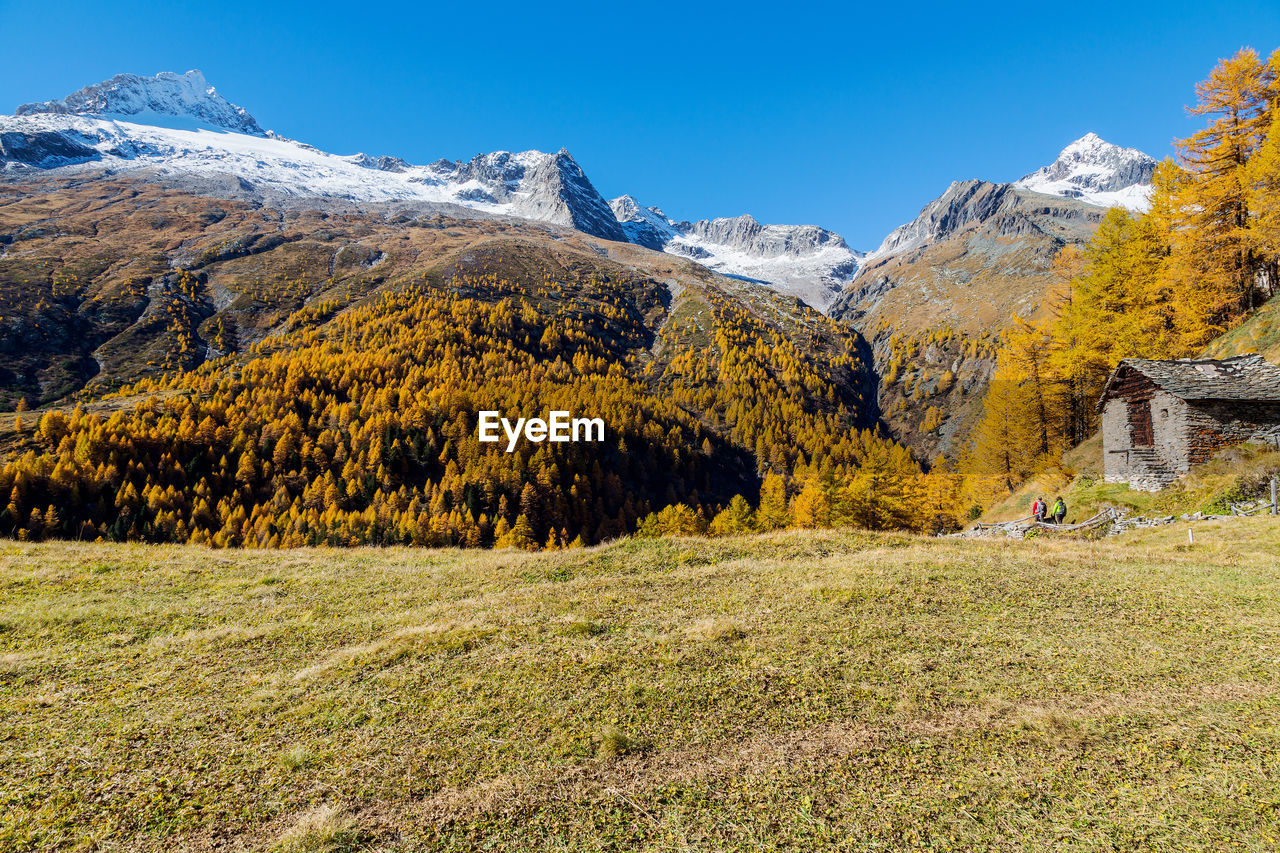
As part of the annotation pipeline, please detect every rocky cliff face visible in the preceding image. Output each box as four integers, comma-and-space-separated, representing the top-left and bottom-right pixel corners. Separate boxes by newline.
835, 186, 1103, 331
430, 149, 626, 241
0, 130, 100, 168
680, 215, 851, 258
868, 181, 1014, 259
863, 177, 1116, 265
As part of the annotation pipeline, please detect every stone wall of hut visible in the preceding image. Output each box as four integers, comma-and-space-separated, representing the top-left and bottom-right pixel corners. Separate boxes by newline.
1183, 401, 1280, 465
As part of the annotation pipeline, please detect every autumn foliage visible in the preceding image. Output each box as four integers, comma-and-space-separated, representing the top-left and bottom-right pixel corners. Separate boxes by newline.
1, 263, 959, 547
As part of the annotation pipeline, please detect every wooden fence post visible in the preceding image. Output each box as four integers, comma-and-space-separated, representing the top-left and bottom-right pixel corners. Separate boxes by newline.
1272, 477, 1277, 516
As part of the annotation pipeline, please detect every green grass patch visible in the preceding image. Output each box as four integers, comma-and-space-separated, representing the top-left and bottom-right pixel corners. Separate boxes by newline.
3, 527, 1280, 849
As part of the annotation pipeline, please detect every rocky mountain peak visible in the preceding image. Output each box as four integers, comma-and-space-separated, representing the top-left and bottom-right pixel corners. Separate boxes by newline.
610, 195, 676, 250
16, 70, 265, 136
868, 180, 1011, 259
1016, 132, 1156, 209
611, 194, 668, 222
609, 194, 863, 310
865, 133, 1157, 263
426, 149, 625, 242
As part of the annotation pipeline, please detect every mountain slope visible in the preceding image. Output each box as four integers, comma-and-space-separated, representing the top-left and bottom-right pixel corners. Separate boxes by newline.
0, 177, 697, 402
0, 174, 897, 546
1202, 291, 1280, 364
834, 181, 1106, 333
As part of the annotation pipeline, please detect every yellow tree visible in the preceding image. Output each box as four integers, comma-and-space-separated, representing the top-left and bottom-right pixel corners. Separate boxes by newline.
1046, 207, 1171, 436
1164, 47, 1278, 330
789, 471, 831, 529
754, 471, 790, 531
1003, 317, 1060, 458
709, 495, 755, 536
1247, 105, 1280, 284
961, 362, 1043, 502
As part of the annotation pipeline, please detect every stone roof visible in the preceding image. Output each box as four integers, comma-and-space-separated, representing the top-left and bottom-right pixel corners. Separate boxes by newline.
1099, 354, 1280, 404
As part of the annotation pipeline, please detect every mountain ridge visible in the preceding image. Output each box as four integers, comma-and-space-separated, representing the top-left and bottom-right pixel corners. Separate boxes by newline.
16, 70, 265, 136
0, 70, 865, 308
609, 197, 864, 311
1, 72, 1161, 319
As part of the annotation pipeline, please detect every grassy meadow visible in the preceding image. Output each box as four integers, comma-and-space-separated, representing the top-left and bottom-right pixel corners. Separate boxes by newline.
3, 522, 1280, 850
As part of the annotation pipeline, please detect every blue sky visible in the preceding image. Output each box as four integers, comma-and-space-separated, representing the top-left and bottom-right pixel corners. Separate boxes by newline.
3, 0, 1278, 248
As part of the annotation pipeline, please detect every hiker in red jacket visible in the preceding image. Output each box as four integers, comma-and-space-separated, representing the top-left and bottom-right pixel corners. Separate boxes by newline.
1032, 498, 1047, 523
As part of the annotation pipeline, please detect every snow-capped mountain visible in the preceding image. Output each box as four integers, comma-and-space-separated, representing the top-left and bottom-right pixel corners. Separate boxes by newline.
436, 150, 625, 241
611, 194, 679, 250
1, 71, 625, 241
0, 70, 864, 310
610, 195, 863, 311
834, 130, 1158, 334
830, 132, 1158, 460
16, 70, 264, 135
1015, 132, 1156, 210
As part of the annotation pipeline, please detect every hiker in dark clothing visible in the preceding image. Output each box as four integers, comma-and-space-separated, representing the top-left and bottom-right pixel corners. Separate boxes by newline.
1052, 497, 1067, 525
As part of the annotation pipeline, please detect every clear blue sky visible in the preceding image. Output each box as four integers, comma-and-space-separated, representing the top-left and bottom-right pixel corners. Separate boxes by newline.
2, 0, 1278, 248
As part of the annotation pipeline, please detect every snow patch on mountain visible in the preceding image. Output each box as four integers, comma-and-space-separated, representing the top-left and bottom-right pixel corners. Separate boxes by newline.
610, 195, 677, 250
611, 196, 863, 311
1, 76, 625, 240
1015, 132, 1156, 210
0, 112, 471, 201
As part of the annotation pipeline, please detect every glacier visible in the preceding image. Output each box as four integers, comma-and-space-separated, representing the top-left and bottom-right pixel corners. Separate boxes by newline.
610, 196, 864, 312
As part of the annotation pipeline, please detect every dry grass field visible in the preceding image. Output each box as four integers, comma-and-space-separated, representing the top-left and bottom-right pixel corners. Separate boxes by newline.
3, 522, 1280, 851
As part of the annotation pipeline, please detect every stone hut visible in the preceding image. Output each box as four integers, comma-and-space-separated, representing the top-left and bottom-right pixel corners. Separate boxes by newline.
1098, 354, 1280, 491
